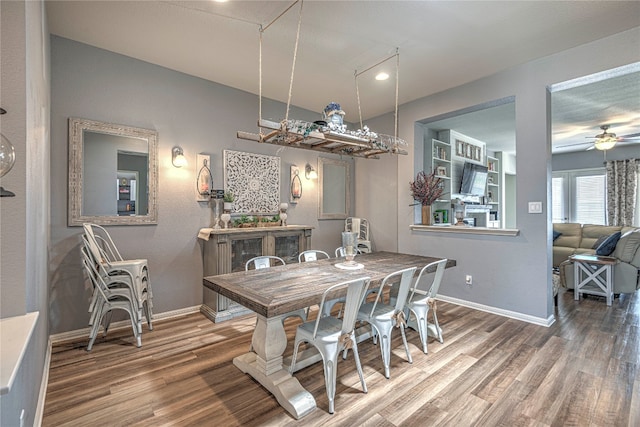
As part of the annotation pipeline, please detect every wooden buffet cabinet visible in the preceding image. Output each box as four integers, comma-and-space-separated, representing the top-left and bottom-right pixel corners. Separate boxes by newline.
200, 225, 313, 322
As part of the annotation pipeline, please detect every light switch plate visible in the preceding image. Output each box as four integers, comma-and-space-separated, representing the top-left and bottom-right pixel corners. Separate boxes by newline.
528, 201, 543, 214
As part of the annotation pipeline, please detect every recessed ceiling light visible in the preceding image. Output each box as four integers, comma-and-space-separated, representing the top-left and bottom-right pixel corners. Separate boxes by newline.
375, 72, 389, 81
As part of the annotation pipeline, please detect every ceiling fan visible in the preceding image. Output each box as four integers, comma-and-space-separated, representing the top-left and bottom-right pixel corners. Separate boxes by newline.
557, 125, 640, 151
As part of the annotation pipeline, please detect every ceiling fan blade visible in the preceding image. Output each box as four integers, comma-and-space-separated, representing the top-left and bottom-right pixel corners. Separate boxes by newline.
556, 141, 593, 148
586, 145, 595, 151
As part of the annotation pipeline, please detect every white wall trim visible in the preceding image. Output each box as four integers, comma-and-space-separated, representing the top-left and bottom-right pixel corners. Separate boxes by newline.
437, 295, 556, 327
49, 305, 201, 344
34, 337, 52, 427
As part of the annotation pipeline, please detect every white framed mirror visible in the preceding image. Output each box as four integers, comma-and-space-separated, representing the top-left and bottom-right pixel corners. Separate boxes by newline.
318, 157, 351, 220
68, 118, 158, 226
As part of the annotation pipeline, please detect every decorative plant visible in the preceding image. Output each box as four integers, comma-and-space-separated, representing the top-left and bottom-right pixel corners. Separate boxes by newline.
410, 170, 444, 206
223, 191, 235, 203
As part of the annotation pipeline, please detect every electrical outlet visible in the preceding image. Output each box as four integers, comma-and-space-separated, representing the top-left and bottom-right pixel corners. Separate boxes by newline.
465, 275, 473, 285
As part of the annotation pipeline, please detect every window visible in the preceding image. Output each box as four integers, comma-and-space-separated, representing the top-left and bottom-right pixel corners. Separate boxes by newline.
552, 168, 606, 224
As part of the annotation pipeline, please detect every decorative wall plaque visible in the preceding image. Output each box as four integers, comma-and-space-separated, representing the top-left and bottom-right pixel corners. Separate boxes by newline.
223, 150, 280, 214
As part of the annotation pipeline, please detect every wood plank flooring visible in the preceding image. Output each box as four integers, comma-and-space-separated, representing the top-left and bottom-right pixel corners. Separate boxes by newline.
43, 289, 640, 426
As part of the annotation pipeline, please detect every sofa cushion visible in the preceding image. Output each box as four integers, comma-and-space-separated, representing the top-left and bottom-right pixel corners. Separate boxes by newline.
581, 225, 622, 250
595, 231, 621, 256
613, 230, 640, 263
553, 223, 582, 249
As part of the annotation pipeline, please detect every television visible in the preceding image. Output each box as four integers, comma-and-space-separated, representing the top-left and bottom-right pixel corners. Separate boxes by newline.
460, 162, 488, 196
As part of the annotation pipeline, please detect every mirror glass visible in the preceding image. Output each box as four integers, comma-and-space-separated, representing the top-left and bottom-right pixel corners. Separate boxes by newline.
318, 157, 351, 220
68, 118, 158, 226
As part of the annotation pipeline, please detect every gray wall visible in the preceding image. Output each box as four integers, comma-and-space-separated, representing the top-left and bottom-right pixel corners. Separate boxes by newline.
356, 27, 640, 323
0, 1, 50, 426
50, 36, 354, 333
552, 143, 639, 171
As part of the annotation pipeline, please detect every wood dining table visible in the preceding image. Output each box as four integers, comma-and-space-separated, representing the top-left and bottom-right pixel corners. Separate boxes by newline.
203, 251, 456, 419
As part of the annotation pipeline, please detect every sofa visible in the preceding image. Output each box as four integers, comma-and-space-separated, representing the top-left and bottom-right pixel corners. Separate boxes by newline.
553, 223, 640, 294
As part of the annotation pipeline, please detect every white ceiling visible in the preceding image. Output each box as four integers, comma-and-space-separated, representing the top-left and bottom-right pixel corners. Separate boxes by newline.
46, 1, 640, 153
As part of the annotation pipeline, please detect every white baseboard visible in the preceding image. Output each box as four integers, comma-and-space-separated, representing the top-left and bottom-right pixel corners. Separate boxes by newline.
49, 305, 202, 344
34, 337, 52, 427
436, 295, 556, 327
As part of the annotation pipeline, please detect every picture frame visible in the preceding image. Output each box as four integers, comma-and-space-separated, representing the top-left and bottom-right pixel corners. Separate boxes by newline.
473, 146, 481, 161
436, 166, 447, 176
455, 140, 465, 157
433, 210, 444, 224
465, 143, 473, 159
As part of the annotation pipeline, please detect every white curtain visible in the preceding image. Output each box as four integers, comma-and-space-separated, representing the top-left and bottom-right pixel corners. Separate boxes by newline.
606, 159, 637, 226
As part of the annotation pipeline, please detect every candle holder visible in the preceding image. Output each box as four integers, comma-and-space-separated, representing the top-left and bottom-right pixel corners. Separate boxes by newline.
341, 231, 358, 265
212, 199, 222, 229
221, 213, 231, 229
280, 202, 289, 226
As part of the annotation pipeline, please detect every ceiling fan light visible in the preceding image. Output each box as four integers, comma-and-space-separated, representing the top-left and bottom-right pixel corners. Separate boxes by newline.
594, 137, 617, 150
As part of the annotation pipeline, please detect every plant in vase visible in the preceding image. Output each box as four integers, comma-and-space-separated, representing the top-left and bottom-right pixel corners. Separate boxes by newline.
410, 170, 445, 225
223, 191, 234, 212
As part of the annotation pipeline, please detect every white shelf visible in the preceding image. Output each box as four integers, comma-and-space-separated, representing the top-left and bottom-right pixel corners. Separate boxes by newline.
0, 312, 39, 395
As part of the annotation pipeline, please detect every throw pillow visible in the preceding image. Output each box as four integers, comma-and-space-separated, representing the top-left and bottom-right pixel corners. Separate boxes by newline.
592, 235, 608, 249
553, 230, 562, 241
595, 231, 622, 256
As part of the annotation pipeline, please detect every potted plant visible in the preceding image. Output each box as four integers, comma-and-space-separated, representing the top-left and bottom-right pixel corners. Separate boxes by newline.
223, 191, 234, 212
410, 170, 444, 225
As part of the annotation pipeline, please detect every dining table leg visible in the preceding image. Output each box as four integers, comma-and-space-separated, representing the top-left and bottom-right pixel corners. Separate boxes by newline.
233, 313, 316, 419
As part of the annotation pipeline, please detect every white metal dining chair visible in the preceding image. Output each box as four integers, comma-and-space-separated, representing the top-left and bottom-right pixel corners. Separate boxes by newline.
298, 250, 331, 317
245, 255, 285, 270
404, 259, 447, 354
83, 223, 153, 330
81, 247, 141, 350
246, 255, 305, 351
355, 266, 417, 379
290, 276, 371, 414
81, 235, 151, 335
298, 249, 330, 263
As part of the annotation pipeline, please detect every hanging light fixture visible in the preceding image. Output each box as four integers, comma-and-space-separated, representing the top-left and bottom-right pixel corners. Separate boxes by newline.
593, 125, 618, 151
235, 1, 408, 159
0, 107, 16, 197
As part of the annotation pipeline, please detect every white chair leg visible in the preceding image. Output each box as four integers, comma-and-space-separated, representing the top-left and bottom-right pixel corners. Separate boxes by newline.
323, 357, 337, 414
375, 322, 392, 379
350, 337, 367, 393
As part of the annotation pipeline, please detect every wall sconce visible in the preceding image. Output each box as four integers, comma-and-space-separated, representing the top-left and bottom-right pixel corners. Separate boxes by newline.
305, 163, 317, 180
172, 146, 187, 168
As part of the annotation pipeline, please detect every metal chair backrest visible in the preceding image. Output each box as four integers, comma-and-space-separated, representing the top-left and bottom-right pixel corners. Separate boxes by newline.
83, 223, 124, 262
313, 277, 370, 338
245, 255, 285, 271
298, 250, 330, 263
335, 246, 362, 257
368, 266, 417, 316
407, 259, 447, 304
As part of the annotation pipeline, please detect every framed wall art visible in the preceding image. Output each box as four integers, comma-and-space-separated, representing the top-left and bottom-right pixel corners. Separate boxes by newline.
223, 150, 281, 214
